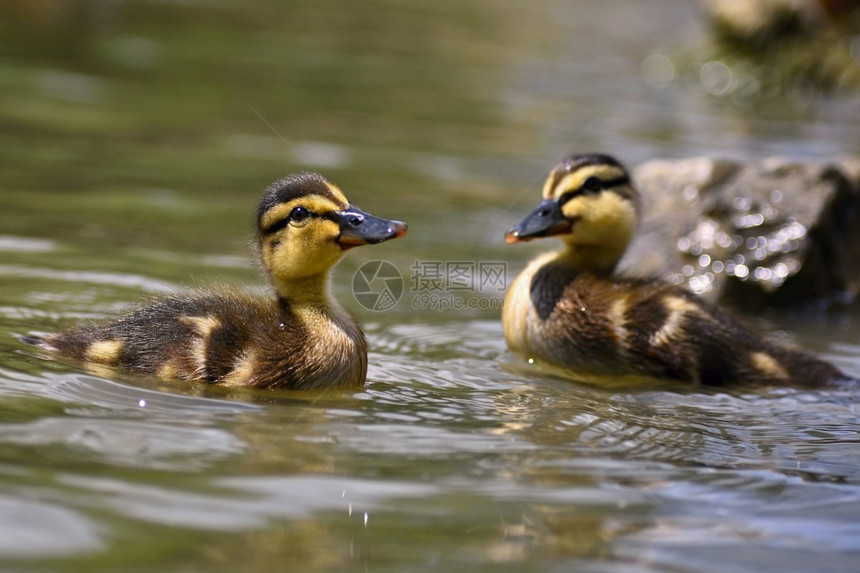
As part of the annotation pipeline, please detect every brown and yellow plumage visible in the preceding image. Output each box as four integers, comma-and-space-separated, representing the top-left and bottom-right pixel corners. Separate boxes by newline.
30, 173, 407, 389
504, 153, 845, 386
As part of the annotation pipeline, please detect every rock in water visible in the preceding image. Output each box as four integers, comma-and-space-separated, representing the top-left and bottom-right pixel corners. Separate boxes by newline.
620, 156, 860, 308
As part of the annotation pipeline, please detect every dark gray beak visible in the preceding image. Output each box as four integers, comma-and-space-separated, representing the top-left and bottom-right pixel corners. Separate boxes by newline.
505, 199, 571, 243
336, 205, 408, 249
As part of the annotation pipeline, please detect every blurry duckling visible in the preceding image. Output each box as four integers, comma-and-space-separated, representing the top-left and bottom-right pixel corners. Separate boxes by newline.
28, 173, 407, 389
503, 153, 845, 386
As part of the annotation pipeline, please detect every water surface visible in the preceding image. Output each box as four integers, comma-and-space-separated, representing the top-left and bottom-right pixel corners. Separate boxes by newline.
1, 1, 860, 571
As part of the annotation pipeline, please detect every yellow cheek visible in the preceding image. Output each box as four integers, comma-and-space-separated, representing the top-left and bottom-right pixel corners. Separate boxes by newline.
563, 194, 636, 242
267, 223, 344, 279
593, 194, 635, 227
292, 221, 341, 255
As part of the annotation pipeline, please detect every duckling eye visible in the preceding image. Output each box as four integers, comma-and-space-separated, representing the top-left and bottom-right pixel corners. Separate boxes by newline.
582, 176, 602, 193
289, 206, 311, 224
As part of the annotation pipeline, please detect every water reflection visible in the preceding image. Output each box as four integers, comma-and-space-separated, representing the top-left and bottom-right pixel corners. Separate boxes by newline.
0, 495, 102, 558
2, 310, 860, 569
1, 0, 860, 571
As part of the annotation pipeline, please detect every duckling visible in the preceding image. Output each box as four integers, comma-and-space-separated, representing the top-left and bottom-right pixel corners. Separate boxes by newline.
28, 173, 407, 389
503, 153, 845, 386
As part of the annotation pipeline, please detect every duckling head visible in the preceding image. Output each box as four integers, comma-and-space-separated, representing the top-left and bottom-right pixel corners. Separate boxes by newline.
257, 173, 407, 302
505, 153, 638, 271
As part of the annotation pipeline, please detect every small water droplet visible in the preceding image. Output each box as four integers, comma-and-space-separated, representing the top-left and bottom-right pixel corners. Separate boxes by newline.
278, 323, 285, 330
733, 197, 751, 211
699, 60, 735, 95
642, 53, 676, 88
682, 185, 699, 202
138, 399, 146, 408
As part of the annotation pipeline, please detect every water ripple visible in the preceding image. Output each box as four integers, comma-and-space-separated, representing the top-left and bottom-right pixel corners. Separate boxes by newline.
0, 264, 176, 293
0, 495, 101, 557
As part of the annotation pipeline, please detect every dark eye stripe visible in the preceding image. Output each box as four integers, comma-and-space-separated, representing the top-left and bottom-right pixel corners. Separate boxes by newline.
557, 175, 630, 206
261, 209, 338, 235
261, 217, 290, 235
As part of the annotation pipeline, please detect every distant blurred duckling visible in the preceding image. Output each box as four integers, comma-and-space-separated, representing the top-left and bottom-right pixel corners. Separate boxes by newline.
503, 153, 845, 386
29, 173, 407, 389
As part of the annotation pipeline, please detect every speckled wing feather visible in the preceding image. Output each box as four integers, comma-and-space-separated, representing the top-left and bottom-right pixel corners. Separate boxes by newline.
543, 273, 842, 385
42, 292, 305, 388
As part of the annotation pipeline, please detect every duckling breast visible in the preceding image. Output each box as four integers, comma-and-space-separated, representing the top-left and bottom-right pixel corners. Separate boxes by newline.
248, 303, 367, 390
503, 254, 554, 357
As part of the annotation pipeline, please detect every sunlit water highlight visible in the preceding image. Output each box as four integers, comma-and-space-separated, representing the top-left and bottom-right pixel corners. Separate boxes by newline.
1, 0, 859, 571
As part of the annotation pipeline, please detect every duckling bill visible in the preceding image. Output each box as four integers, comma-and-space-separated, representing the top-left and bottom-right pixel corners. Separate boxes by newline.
503, 153, 845, 386
30, 173, 407, 389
